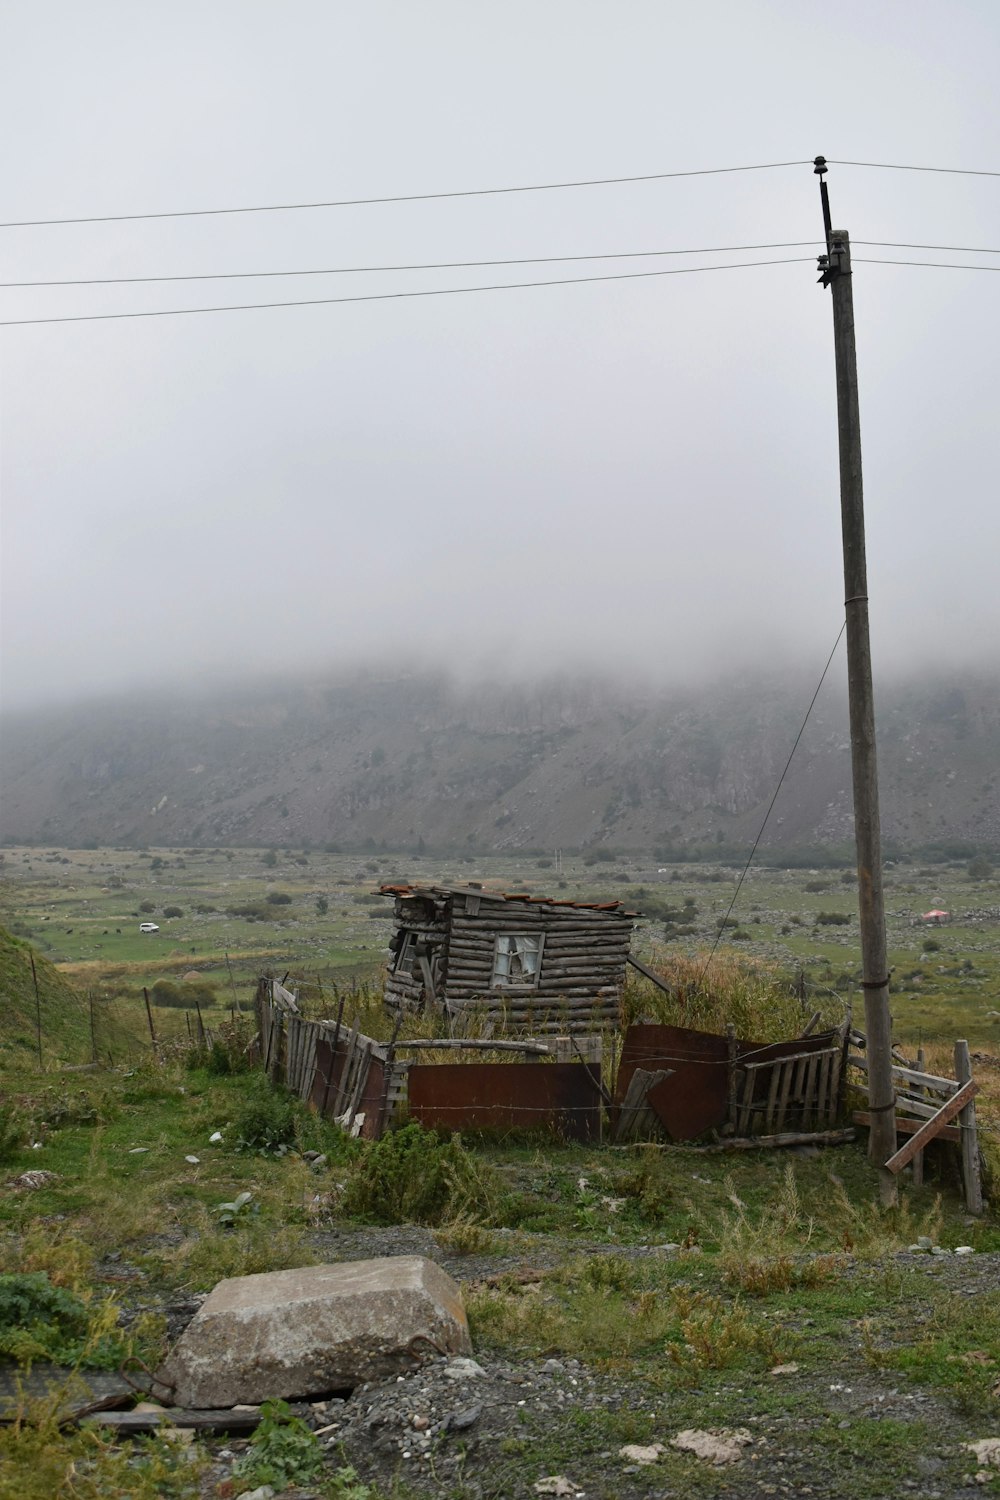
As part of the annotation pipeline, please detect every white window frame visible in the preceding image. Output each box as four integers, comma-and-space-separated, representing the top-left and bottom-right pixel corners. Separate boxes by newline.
491, 931, 545, 988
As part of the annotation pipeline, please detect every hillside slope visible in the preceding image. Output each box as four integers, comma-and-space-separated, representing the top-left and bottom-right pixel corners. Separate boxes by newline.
1, 669, 998, 855
0, 925, 91, 1064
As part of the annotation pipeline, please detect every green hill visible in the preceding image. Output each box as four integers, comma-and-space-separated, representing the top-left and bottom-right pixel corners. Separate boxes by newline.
0, 925, 94, 1065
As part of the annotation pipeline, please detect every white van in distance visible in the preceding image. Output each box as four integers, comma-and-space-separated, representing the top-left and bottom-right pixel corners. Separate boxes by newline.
138, 922, 159, 934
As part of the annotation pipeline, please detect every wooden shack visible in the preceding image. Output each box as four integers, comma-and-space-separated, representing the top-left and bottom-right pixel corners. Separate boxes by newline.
380, 884, 636, 1030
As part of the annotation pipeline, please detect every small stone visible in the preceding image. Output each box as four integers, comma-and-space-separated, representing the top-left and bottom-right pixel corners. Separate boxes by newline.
310, 1155, 328, 1171
917, 1236, 934, 1250
930, 1246, 951, 1256
769, 1363, 800, 1376
443, 1357, 486, 1380
302, 1150, 321, 1161
235, 1488, 275, 1500
210, 1132, 224, 1144
618, 1443, 665, 1465
129, 1148, 149, 1155
448, 1405, 481, 1431
955, 1245, 975, 1256
671, 1429, 753, 1465
184, 1155, 200, 1165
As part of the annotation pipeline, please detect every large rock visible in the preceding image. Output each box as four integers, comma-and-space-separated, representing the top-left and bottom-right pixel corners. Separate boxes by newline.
156, 1257, 471, 1408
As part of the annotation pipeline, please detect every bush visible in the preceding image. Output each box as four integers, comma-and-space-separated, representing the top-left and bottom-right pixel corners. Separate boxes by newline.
815, 911, 851, 926
968, 854, 995, 880
340, 1124, 508, 1227
162, 906, 184, 919
922, 937, 941, 953
138, 901, 156, 913
315, 896, 329, 915
0, 1273, 129, 1369
233, 1076, 298, 1153
266, 891, 292, 906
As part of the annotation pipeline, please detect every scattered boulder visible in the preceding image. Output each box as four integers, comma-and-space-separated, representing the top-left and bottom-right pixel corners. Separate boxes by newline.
156, 1257, 471, 1409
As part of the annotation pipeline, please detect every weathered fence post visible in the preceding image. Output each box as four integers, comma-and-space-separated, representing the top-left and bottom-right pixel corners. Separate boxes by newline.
954, 1039, 983, 1215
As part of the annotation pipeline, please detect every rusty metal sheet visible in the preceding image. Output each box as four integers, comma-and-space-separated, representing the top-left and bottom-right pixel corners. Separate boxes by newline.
615, 1024, 730, 1141
407, 1061, 602, 1141
310, 1036, 345, 1116
615, 1023, 845, 1143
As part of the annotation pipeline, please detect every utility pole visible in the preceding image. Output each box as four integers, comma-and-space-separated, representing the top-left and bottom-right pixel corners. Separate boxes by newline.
814, 156, 897, 1205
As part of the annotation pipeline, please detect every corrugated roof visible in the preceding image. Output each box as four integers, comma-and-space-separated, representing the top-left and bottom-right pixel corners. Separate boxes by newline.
378, 882, 637, 916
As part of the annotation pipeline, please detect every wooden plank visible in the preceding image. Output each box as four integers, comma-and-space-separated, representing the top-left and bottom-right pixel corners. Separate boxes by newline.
626, 954, 676, 994
84, 1408, 269, 1435
776, 1052, 795, 1132
912, 1045, 926, 1188
614, 1068, 671, 1143
802, 1053, 819, 1132
883, 1079, 979, 1174
742, 1047, 839, 1072
848, 1055, 960, 1095
686, 1128, 856, 1153
764, 1058, 783, 1132
736, 1068, 756, 1135
852, 1110, 960, 1144
816, 1050, 833, 1129
954, 1040, 983, 1215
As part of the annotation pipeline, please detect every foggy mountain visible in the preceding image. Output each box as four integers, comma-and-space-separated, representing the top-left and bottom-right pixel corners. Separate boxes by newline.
2, 668, 997, 859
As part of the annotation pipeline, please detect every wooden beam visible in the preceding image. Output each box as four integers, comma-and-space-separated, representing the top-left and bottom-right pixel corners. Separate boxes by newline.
883, 1079, 979, 1174
852, 1110, 960, 1144
625, 953, 676, 994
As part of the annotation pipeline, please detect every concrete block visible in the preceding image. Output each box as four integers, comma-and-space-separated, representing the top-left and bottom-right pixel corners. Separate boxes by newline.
156, 1257, 471, 1408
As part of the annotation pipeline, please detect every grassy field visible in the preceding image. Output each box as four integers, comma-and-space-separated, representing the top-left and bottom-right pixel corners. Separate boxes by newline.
0, 844, 997, 1055
1, 846, 999, 1498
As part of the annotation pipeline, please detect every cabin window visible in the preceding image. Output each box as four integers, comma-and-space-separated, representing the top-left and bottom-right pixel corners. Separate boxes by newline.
491, 933, 543, 987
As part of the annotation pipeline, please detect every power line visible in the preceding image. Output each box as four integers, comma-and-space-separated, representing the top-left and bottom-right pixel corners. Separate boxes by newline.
829, 158, 1000, 178
6, 240, 998, 291
0, 254, 816, 327
0, 160, 812, 230
0, 241, 823, 289
855, 257, 1000, 271
856, 240, 1000, 254
700, 623, 847, 982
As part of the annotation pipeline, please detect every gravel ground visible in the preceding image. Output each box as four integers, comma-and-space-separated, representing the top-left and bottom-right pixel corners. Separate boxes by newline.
109, 1229, 1000, 1500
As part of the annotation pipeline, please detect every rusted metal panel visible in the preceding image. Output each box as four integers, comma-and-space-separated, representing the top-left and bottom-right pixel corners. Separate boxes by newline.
407, 1061, 602, 1141
615, 1024, 730, 1141
614, 1023, 846, 1143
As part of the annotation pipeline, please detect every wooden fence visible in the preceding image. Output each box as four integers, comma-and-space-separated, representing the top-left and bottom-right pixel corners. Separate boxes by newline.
848, 1039, 982, 1213
255, 980, 604, 1141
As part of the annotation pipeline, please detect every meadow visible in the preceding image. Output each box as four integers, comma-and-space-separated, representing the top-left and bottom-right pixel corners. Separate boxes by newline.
1, 846, 999, 1498
0, 843, 997, 1057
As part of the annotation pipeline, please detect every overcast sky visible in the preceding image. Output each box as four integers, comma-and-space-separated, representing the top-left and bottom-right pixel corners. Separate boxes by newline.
1, 0, 998, 711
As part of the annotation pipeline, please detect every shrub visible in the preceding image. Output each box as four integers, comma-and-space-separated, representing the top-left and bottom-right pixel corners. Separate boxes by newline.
233, 1400, 324, 1490
261, 850, 278, 867
0, 1273, 128, 1369
266, 891, 292, 906
922, 937, 941, 953
150, 979, 183, 1007
233, 1076, 298, 1153
315, 896, 329, 915
815, 911, 851, 926
138, 901, 156, 913
340, 1124, 507, 1227
162, 906, 184, 919
968, 854, 994, 880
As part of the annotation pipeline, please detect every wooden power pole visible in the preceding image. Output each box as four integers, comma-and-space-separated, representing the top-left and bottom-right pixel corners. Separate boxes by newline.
815, 156, 897, 1204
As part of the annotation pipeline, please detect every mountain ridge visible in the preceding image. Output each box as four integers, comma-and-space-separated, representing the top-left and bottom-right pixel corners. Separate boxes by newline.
2, 669, 997, 856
